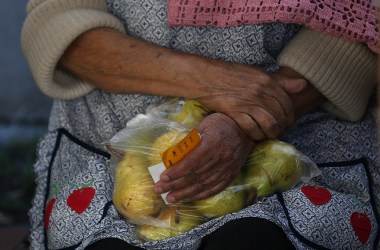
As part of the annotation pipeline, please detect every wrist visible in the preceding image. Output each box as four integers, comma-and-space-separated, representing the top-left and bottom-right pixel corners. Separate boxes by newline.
161, 50, 209, 99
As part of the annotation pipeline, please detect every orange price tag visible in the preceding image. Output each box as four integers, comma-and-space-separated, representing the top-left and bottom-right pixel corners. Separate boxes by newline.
161, 129, 201, 168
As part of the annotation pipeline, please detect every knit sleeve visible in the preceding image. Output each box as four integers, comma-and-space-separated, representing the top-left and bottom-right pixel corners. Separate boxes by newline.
21, 0, 126, 100
277, 28, 376, 122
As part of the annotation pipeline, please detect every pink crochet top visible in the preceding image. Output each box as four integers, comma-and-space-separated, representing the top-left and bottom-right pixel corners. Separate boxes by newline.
168, 0, 379, 52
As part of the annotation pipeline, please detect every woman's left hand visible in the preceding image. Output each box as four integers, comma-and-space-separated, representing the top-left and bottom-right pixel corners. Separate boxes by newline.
154, 113, 254, 203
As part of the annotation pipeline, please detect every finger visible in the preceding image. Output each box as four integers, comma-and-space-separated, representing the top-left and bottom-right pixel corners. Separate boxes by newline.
154, 157, 217, 194
263, 90, 295, 133
248, 105, 286, 139
154, 171, 201, 196
278, 78, 307, 94
250, 81, 294, 136
230, 113, 266, 141
165, 169, 231, 203
158, 141, 218, 183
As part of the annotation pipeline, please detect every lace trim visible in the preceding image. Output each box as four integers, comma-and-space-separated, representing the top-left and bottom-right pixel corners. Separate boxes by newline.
168, 0, 379, 51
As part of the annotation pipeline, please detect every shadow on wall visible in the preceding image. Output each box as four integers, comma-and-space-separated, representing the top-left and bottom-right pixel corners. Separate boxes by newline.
0, 0, 52, 228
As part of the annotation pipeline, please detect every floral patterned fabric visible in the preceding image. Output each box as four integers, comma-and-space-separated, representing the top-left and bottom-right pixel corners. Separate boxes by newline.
28, 0, 379, 249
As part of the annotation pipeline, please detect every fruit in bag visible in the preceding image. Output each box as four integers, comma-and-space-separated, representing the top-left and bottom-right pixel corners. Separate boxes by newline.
168, 99, 209, 128
244, 140, 307, 197
113, 153, 164, 223
192, 175, 247, 218
137, 206, 204, 241
108, 98, 320, 242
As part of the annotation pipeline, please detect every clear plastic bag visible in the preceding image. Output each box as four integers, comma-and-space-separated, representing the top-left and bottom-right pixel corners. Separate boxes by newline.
241, 139, 321, 198
105, 98, 208, 230
104, 97, 321, 242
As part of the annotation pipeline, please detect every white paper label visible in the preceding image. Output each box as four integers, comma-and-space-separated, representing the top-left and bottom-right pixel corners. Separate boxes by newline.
148, 162, 169, 204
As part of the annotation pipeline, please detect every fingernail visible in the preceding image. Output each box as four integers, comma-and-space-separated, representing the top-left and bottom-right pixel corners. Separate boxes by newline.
160, 174, 170, 181
166, 196, 176, 203
154, 186, 163, 194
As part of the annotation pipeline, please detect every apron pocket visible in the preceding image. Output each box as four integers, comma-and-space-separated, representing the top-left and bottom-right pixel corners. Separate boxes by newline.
42, 128, 112, 249
278, 158, 379, 249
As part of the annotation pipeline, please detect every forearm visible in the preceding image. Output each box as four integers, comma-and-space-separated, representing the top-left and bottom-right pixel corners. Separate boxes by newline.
58, 28, 206, 99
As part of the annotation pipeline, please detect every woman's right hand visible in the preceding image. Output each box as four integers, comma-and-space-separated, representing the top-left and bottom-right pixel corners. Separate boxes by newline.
154, 112, 255, 202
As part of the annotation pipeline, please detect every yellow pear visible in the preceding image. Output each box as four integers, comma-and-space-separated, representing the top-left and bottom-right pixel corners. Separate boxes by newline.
243, 163, 273, 198
168, 99, 209, 128
113, 176, 164, 223
137, 206, 204, 241
107, 122, 161, 159
192, 175, 247, 218
148, 129, 188, 165
243, 140, 305, 198
113, 152, 164, 223
114, 153, 151, 184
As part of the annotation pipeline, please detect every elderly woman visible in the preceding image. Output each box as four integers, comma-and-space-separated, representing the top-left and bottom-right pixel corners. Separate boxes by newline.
22, 0, 379, 249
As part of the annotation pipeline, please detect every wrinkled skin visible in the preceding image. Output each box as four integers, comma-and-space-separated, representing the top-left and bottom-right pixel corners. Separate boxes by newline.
154, 113, 254, 203
191, 59, 307, 141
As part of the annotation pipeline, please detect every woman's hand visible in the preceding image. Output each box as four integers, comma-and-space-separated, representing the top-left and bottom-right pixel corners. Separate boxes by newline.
191, 59, 307, 141
154, 113, 254, 203
273, 67, 325, 119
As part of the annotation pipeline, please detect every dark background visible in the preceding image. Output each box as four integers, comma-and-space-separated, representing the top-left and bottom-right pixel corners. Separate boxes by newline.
0, 0, 52, 248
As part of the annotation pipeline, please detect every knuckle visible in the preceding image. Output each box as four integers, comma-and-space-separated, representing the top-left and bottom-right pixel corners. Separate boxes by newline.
196, 181, 207, 192
212, 169, 225, 179
240, 118, 255, 133
206, 173, 219, 184
221, 152, 234, 163
235, 117, 258, 139
243, 121, 266, 141
263, 118, 278, 131
186, 171, 200, 184
166, 181, 177, 191
258, 74, 272, 85
252, 85, 267, 96
254, 112, 282, 139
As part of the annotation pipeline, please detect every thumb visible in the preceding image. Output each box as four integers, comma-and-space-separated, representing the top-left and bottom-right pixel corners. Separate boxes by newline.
278, 78, 307, 94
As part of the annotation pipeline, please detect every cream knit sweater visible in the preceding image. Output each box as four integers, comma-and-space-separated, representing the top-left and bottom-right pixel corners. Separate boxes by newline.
21, 0, 126, 100
278, 28, 377, 122
21, 0, 376, 121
